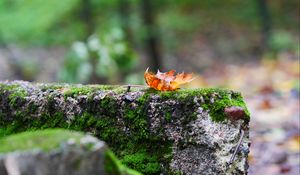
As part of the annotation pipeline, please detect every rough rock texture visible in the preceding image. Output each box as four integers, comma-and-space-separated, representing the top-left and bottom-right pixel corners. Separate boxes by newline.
0, 129, 140, 175
0, 81, 250, 175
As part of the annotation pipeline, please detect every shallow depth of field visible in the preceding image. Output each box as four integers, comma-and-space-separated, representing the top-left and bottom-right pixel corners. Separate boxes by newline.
0, 1, 299, 174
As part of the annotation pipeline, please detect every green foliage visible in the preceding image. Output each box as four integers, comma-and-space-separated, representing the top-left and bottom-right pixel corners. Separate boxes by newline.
58, 28, 137, 83
0, 0, 298, 48
269, 30, 297, 53
0, 0, 82, 45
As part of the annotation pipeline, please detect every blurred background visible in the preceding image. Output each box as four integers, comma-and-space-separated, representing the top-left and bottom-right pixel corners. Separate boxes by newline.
0, 0, 299, 174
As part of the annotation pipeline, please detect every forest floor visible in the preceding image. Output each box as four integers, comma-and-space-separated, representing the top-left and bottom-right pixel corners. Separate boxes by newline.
187, 57, 300, 175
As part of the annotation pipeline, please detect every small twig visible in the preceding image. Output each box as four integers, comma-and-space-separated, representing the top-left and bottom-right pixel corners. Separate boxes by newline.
229, 129, 245, 164
127, 84, 131, 92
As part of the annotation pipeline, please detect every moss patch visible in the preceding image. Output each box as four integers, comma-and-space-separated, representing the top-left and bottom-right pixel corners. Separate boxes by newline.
104, 150, 142, 175
39, 84, 127, 98
121, 151, 162, 174
145, 88, 250, 122
0, 129, 84, 153
0, 84, 28, 108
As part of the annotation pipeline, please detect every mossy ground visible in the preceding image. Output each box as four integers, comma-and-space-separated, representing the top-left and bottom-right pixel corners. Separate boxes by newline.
0, 82, 250, 174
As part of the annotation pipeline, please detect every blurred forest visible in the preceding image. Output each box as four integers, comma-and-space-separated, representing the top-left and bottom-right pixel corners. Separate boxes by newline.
0, 0, 299, 175
0, 0, 298, 84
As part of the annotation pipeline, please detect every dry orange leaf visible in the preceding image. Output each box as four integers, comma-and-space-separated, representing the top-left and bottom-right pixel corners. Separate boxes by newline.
144, 68, 195, 91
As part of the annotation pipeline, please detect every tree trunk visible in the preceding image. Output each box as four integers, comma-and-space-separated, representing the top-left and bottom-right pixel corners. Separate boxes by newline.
256, 0, 272, 52
118, 0, 133, 43
80, 0, 94, 39
141, 0, 162, 70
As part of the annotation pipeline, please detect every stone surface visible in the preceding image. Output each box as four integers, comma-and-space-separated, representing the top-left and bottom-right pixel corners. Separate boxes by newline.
0, 80, 250, 175
0, 129, 140, 175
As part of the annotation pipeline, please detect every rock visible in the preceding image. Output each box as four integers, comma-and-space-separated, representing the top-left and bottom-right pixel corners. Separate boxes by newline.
0, 129, 140, 175
0, 81, 251, 174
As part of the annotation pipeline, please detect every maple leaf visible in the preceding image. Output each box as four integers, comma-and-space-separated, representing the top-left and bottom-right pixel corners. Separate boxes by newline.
144, 68, 195, 91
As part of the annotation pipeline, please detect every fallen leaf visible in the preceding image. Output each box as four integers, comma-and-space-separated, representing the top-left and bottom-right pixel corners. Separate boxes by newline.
144, 68, 195, 91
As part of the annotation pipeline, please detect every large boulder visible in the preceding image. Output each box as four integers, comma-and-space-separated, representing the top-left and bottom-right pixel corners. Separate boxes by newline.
0, 81, 250, 174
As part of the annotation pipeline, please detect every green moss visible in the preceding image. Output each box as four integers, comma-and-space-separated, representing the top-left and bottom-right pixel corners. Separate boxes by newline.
102, 93, 173, 174
63, 86, 94, 97
9, 89, 28, 105
165, 112, 172, 122
41, 84, 127, 99
121, 151, 161, 174
143, 88, 250, 122
0, 127, 13, 138
118, 139, 173, 174
0, 84, 19, 91
123, 102, 149, 140
0, 129, 84, 153
196, 88, 250, 122
0, 110, 30, 138
68, 112, 121, 143
0, 84, 28, 107
104, 150, 143, 175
